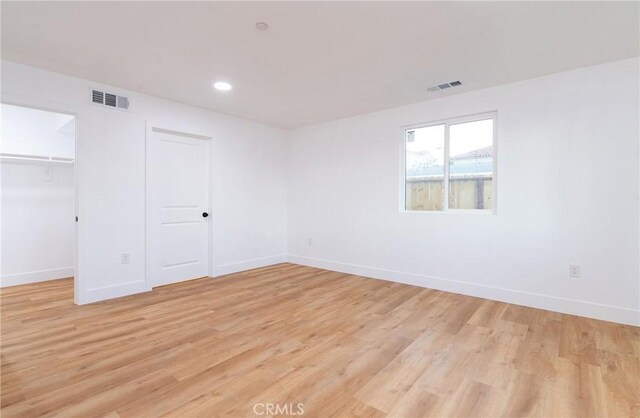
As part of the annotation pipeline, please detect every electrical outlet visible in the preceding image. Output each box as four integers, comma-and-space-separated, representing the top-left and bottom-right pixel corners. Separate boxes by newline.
569, 264, 580, 278
121, 253, 130, 264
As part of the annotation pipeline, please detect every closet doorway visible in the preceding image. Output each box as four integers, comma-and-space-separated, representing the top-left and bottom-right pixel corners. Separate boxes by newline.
1, 103, 76, 294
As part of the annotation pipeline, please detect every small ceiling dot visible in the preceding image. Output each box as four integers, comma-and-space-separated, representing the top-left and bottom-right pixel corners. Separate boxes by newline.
255, 22, 269, 31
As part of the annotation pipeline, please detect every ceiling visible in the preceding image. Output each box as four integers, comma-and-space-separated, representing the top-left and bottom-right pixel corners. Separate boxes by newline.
2, 1, 638, 129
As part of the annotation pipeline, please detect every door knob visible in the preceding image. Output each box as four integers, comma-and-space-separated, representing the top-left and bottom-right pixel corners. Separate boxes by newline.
202, 212, 209, 218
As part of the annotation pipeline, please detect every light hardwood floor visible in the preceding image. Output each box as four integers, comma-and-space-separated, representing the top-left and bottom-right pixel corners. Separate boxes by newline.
1, 263, 638, 417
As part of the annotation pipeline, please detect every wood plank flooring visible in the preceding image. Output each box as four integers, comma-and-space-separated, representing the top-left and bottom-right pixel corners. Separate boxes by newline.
1, 263, 638, 417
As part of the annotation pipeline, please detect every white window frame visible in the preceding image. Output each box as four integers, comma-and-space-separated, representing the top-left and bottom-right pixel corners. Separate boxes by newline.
400, 111, 497, 214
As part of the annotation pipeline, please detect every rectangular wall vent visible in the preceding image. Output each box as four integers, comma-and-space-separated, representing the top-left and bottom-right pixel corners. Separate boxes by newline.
104, 93, 117, 107
427, 80, 463, 92
92, 90, 104, 104
91, 89, 130, 110
117, 96, 130, 109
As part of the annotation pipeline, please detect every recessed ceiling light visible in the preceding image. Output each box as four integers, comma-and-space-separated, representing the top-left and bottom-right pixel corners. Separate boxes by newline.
255, 22, 269, 31
213, 81, 232, 91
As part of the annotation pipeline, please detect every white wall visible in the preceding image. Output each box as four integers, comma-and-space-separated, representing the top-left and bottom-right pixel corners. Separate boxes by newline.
1, 104, 75, 158
288, 58, 640, 326
1, 162, 75, 285
1, 60, 288, 303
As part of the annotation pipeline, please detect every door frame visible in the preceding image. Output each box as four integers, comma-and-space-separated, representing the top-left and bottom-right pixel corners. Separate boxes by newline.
144, 121, 213, 289
0, 96, 80, 303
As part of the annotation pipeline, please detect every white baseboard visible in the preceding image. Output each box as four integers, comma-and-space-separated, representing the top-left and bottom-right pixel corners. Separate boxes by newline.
18, 255, 635, 326
1, 267, 74, 287
77, 254, 287, 304
78, 280, 150, 305
288, 254, 640, 327
214, 254, 288, 277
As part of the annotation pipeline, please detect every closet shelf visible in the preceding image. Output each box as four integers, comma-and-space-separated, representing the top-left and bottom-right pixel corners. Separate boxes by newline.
0, 153, 74, 164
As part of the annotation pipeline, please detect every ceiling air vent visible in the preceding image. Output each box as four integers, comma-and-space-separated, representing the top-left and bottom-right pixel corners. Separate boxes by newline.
427, 80, 463, 92
91, 89, 130, 110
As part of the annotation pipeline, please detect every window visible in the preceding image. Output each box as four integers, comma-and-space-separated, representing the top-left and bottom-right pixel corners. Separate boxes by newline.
403, 113, 496, 212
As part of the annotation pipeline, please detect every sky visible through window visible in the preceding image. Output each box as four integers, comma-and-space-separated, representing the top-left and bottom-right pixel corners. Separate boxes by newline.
449, 119, 493, 157
406, 118, 493, 163
406, 124, 444, 169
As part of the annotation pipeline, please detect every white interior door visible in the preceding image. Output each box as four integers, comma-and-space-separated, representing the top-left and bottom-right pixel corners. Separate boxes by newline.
147, 126, 210, 287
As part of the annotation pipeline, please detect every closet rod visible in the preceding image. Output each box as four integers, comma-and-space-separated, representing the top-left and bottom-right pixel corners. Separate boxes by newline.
0, 153, 74, 164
